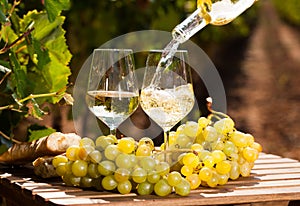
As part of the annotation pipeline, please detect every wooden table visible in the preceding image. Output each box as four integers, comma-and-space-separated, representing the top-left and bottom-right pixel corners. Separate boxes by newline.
1, 153, 300, 206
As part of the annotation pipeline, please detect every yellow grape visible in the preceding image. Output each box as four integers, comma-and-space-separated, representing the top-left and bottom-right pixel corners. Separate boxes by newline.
191, 143, 203, 153
118, 137, 135, 154
66, 145, 80, 161
52, 155, 68, 168
216, 160, 231, 175
242, 147, 259, 162
230, 131, 248, 148
136, 144, 152, 156
198, 117, 210, 128
182, 153, 199, 168
183, 121, 198, 138
181, 165, 193, 177
79, 137, 95, 148
251, 142, 263, 152
186, 174, 201, 189
198, 167, 213, 182
211, 150, 226, 163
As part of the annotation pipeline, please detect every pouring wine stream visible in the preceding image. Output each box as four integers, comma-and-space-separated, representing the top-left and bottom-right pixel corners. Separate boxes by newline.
150, 0, 258, 87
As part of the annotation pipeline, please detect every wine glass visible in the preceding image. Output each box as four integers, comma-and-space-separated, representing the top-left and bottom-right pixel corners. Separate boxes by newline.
86, 49, 139, 135
140, 50, 195, 149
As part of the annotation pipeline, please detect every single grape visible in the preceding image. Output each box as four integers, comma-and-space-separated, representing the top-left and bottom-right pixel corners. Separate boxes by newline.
114, 168, 131, 182
213, 117, 235, 135
218, 173, 229, 185
198, 117, 210, 128
136, 144, 152, 156
181, 165, 193, 177
66, 145, 80, 161
155, 161, 170, 176
137, 181, 154, 195
98, 160, 116, 176
240, 162, 252, 177
138, 137, 154, 151
211, 140, 225, 150
243, 147, 259, 162
88, 163, 100, 178
199, 166, 213, 182
206, 171, 219, 187
229, 161, 240, 180
223, 141, 237, 156
78, 145, 94, 160
55, 162, 67, 176
251, 142, 263, 152
115, 153, 134, 169
186, 174, 201, 189
203, 126, 218, 142
183, 121, 198, 138
216, 160, 231, 175
244, 133, 255, 146
72, 160, 88, 177
176, 133, 191, 148
203, 155, 215, 168
69, 174, 81, 186
154, 179, 172, 197
88, 150, 102, 163
117, 180, 132, 194
139, 156, 156, 171
52, 155, 68, 168
132, 167, 147, 183
102, 175, 118, 191
147, 170, 161, 184
118, 137, 135, 154
104, 144, 120, 161
182, 153, 199, 168
190, 144, 202, 153
80, 176, 93, 188
79, 137, 95, 148
95, 136, 114, 151
175, 178, 191, 196
211, 150, 226, 163
230, 131, 248, 148
167, 171, 182, 187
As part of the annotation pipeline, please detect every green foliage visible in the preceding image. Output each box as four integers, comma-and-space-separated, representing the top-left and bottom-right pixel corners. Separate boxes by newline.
28, 126, 56, 142
272, 0, 300, 26
0, 0, 71, 147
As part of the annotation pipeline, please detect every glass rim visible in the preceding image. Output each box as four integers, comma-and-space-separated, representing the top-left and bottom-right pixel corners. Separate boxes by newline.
148, 49, 188, 53
93, 48, 133, 52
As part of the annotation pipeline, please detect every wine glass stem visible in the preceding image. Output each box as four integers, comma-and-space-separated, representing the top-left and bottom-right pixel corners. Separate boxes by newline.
110, 128, 116, 136
164, 131, 169, 150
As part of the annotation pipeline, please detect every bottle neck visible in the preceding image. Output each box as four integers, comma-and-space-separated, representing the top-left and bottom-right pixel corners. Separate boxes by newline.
171, 8, 210, 43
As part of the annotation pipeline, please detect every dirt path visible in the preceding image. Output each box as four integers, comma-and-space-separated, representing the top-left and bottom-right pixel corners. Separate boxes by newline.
227, 0, 300, 160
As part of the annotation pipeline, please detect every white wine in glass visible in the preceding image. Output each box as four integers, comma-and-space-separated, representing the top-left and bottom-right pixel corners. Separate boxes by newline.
86, 49, 139, 135
140, 50, 195, 148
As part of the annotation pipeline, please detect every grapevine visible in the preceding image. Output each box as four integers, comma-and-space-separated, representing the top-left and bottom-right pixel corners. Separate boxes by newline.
52, 111, 262, 197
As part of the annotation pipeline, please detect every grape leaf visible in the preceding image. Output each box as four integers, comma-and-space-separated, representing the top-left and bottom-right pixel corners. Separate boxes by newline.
19, 10, 71, 103
44, 0, 70, 22
28, 127, 56, 142
9, 52, 27, 99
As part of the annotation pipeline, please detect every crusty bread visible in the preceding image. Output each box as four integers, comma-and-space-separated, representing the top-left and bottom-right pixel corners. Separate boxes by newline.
0, 132, 81, 164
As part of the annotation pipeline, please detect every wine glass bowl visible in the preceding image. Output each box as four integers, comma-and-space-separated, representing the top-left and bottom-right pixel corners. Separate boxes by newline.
140, 50, 195, 147
86, 49, 139, 135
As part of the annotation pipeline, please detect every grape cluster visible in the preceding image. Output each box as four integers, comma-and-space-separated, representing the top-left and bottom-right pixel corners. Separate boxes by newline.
52, 136, 190, 196
52, 115, 262, 196
164, 116, 262, 188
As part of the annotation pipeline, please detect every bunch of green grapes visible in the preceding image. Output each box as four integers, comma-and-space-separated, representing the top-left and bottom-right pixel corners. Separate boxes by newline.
164, 115, 262, 188
52, 135, 190, 196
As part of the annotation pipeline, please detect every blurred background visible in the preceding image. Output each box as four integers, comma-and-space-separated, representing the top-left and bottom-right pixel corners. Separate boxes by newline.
22, 0, 300, 160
